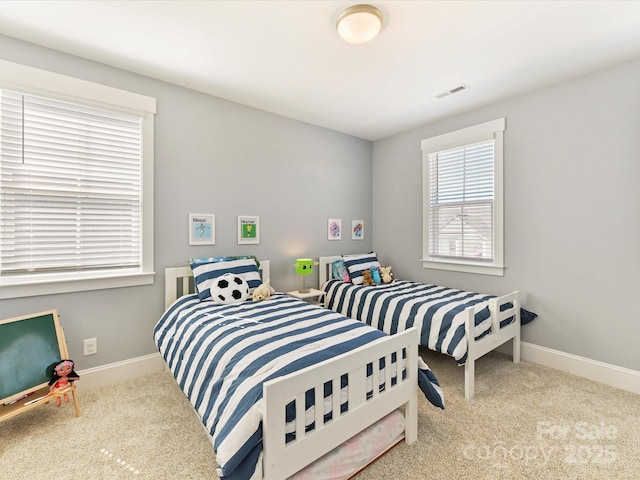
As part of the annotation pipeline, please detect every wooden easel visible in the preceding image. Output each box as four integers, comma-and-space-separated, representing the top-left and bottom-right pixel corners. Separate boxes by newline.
0, 310, 81, 423
0, 384, 80, 423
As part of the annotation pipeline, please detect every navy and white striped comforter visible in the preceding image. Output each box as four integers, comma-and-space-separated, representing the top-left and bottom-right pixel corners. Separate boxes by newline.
324, 279, 527, 365
154, 293, 444, 480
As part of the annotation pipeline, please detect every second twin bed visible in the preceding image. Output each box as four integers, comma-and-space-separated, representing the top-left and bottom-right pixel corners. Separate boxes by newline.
319, 254, 537, 400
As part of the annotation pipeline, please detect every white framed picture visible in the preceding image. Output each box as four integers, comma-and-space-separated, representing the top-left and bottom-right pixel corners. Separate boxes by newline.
238, 215, 259, 244
352, 220, 364, 240
328, 218, 342, 240
189, 213, 215, 245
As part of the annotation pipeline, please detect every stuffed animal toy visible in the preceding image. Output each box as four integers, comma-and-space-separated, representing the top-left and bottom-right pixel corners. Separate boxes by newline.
379, 265, 394, 284
252, 279, 275, 301
48, 359, 79, 407
370, 265, 382, 284
362, 269, 375, 286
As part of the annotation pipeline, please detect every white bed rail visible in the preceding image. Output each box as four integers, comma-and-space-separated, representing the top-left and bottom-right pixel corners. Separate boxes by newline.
263, 327, 419, 480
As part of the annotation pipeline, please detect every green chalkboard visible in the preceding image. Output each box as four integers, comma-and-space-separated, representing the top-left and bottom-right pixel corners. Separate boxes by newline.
0, 310, 66, 404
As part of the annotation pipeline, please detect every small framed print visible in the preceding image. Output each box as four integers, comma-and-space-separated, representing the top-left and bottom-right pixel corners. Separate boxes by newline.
238, 215, 259, 244
189, 213, 215, 245
352, 220, 364, 240
328, 218, 342, 240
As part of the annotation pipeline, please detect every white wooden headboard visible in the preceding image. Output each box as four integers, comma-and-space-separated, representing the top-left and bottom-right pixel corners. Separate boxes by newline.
318, 256, 341, 286
164, 260, 271, 309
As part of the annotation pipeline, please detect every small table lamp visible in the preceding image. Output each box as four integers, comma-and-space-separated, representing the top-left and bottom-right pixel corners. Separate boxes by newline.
295, 258, 318, 293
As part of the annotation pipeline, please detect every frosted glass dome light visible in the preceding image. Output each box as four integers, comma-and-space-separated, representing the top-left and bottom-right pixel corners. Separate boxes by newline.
336, 4, 383, 44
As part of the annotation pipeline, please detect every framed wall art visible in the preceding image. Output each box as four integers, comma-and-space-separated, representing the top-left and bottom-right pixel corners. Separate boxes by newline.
189, 213, 215, 245
352, 220, 364, 240
238, 215, 259, 244
328, 218, 342, 240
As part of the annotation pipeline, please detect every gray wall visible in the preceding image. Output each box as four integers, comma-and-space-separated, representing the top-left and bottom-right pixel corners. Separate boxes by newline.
0, 35, 373, 369
372, 57, 640, 371
2, 33, 639, 375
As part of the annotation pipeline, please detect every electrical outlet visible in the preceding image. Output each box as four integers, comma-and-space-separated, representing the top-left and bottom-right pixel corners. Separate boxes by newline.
83, 338, 97, 356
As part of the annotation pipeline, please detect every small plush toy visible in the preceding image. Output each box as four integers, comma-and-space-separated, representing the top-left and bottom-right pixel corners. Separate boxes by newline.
370, 265, 382, 284
48, 359, 79, 407
379, 265, 394, 284
252, 279, 275, 301
362, 269, 375, 286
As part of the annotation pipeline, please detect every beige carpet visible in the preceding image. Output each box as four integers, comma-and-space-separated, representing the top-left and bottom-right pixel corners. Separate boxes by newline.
1, 349, 639, 480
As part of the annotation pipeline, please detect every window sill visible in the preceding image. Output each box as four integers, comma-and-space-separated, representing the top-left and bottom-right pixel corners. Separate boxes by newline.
421, 259, 504, 276
0, 270, 155, 299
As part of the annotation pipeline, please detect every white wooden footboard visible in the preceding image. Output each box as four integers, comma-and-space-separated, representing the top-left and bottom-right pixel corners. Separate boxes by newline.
263, 327, 419, 480
464, 290, 520, 400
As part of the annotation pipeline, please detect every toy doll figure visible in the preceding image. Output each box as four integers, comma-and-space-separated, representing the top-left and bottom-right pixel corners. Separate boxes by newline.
48, 359, 80, 407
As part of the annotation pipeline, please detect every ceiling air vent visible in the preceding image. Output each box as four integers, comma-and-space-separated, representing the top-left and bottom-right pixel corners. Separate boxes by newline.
435, 84, 469, 100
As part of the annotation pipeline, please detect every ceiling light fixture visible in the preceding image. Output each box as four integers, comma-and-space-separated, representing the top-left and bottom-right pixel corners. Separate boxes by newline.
336, 4, 383, 44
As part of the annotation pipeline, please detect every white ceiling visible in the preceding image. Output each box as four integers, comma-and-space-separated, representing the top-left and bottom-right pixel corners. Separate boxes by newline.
0, 1, 639, 141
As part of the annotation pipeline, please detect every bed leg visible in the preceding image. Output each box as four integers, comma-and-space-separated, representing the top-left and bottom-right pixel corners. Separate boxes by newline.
513, 338, 521, 364
404, 396, 418, 445
465, 359, 475, 401
513, 292, 521, 364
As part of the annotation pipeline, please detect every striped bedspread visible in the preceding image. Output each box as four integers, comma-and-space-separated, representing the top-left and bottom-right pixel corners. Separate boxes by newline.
324, 279, 520, 365
154, 293, 444, 480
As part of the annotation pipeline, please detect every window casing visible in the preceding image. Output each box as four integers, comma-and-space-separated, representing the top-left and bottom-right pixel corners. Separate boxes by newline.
0, 59, 156, 298
421, 118, 505, 276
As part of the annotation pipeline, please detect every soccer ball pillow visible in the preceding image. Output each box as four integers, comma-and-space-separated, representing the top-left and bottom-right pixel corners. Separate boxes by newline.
209, 273, 249, 305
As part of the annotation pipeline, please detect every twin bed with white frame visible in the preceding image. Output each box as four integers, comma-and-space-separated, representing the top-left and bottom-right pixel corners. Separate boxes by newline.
318, 255, 529, 401
158, 260, 444, 480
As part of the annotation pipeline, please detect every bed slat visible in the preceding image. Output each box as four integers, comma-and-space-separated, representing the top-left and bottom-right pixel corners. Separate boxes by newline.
295, 393, 305, 441
371, 362, 380, 399
314, 386, 324, 431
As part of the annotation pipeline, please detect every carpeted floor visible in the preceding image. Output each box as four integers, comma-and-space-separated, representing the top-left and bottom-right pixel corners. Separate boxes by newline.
1, 349, 639, 480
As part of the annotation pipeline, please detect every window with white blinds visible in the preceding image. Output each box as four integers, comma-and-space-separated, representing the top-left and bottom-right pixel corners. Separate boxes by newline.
0, 59, 156, 298
421, 118, 505, 276
0, 90, 143, 275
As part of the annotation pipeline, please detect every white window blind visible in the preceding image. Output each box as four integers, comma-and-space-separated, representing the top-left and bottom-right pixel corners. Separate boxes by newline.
0, 89, 143, 275
427, 139, 494, 261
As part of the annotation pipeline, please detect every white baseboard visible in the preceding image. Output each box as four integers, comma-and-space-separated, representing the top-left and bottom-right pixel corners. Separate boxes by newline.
498, 341, 640, 395
76, 343, 640, 398
75, 353, 166, 393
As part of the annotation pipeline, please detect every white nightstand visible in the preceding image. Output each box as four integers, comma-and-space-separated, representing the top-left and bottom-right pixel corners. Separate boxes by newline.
286, 288, 326, 306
